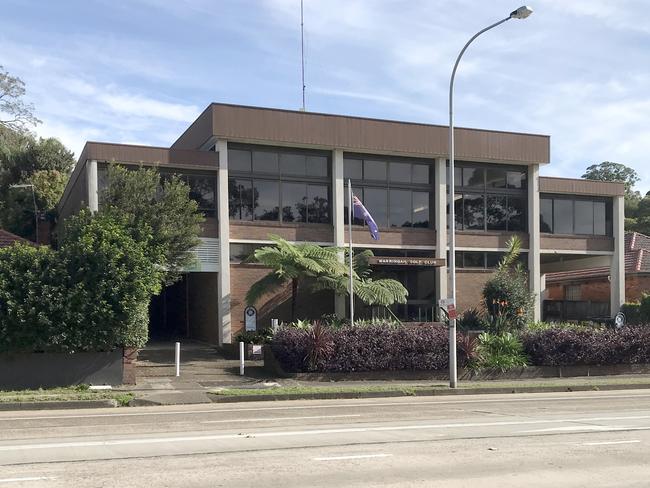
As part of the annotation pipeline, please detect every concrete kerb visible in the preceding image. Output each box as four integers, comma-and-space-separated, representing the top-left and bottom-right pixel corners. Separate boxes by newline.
0, 399, 119, 411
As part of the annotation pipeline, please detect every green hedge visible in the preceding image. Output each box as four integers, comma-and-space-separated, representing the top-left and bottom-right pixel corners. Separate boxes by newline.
0, 211, 162, 353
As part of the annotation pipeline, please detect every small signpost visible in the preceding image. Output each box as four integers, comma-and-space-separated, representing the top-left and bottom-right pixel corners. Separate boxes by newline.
439, 298, 457, 320
244, 306, 257, 332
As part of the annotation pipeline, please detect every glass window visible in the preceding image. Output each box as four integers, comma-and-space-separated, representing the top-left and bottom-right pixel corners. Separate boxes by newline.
389, 162, 411, 183
540, 198, 553, 233
344, 158, 363, 180
507, 196, 526, 232
252, 151, 279, 174
229, 178, 253, 220
254, 180, 279, 221
281, 182, 306, 222
553, 199, 573, 234
364, 160, 387, 181
230, 243, 261, 263
463, 167, 484, 188
463, 194, 485, 230
574, 200, 594, 234
486, 168, 506, 188
507, 171, 526, 189
454, 194, 464, 230
389, 189, 411, 227
344, 188, 365, 225
454, 167, 462, 187
307, 155, 328, 177
486, 252, 502, 268
229, 149, 252, 173
594, 201, 607, 235
186, 175, 216, 215
455, 251, 464, 268
364, 188, 388, 227
280, 153, 306, 176
307, 184, 329, 223
464, 252, 485, 268
412, 192, 430, 228
486, 195, 507, 231
412, 164, 430, 184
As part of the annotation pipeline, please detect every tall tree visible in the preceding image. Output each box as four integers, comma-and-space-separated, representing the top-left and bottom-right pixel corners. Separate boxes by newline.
582, 161, 640, 199
0, 66, 40, 133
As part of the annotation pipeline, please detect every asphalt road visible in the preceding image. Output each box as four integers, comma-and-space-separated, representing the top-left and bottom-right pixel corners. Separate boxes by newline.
2, 390, 650, 487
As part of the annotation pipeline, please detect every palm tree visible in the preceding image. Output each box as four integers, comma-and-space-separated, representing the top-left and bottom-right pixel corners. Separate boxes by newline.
245, 236, 408, 321
245, 235, 346, 321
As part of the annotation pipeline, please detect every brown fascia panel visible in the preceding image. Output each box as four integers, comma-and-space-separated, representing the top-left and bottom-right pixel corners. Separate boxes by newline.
172, 103, 550, 165
82, 141, 219, 169
539, 176, 625, 197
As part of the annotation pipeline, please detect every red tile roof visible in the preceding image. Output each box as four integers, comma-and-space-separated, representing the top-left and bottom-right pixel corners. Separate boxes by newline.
546, 232, 650, 284
0, 229, 31, 248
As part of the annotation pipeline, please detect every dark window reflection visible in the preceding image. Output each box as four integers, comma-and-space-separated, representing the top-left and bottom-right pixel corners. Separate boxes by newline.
364, 188, 388, 227
280, 153, 306, 176
486, 168, 506, 188
540, 198, 553, 233
463, 168, 484, 188
486, 195, 507, 231
594, 201, 606, 235
412, 192, 429, 228
553, 199, 573, 234
252, 151, 279, 174
507, 196, 526, 232
254, 180, 280, 221
344, 158, 363, 180
463, 194, 485, 230
229, 178, 253, 220
574, 200, 594, 234
390, 189, 411, 227
364, 160, 387, 181
186, 175, 217, 216
389, 162, 411, 183
507, 171, 526, 189
282, 182, 306, 222
307, 185, 329, 223
412, 164, 430, 184
463, 252, 485, 268
307, 156, 328, 177
229, 149, 252, 172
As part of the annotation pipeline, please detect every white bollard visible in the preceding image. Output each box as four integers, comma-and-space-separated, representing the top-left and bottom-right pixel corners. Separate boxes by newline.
239, 341, 245, 376
175, 342, 180, 377
271, 318, 279, 332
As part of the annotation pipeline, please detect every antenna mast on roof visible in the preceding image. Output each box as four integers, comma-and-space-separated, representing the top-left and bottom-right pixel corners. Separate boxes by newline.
300, 0, 306, 111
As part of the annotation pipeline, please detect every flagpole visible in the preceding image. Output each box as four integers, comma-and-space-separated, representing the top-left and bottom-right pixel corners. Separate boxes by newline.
347, 179, 354, 326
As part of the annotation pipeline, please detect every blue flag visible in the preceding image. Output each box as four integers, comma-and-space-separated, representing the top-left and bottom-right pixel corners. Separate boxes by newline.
352, 195, 380, 240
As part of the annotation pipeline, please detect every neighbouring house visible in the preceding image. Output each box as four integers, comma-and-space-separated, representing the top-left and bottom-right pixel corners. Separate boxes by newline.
0, 229, 32, 248
56, 103, 626, 344
545, 232, 650, 321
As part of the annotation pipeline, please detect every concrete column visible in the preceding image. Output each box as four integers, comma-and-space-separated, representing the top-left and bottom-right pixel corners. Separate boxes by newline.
332, 149, 346, 318
87, 160, 99, 212
528, 164, 542, 321
611, 195, 625, 316
216, 140, 232, 345
434, 158, 448, 305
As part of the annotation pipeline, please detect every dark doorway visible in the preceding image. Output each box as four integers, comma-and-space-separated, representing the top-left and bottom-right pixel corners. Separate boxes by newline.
149, 275, 189, 341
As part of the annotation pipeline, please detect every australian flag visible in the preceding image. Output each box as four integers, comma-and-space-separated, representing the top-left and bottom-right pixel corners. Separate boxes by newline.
353, 195, 380, 240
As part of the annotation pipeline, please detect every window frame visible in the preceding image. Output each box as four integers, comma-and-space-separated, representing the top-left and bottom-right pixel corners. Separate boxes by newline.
539, 194, 613, 237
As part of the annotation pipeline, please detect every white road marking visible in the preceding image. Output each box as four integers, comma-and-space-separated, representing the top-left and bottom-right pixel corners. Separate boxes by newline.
581, 440, 641, 446
3, 414, 650, 452
519, 426, 626, 433
0, 477, 55, 483
313, 454, 392, 461
3, 392, 650, 422
201, 414, 361, 424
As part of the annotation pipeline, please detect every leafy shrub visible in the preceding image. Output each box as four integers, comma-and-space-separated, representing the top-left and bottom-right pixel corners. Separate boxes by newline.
457, 307, 484, 331
457, 334, 480, 368
621, 303, 642, 325
234, 328, 273, 344
526, 321, 605, 332
521, 326, 650, 366
640, 294, 650, 323
271, 323, 464, 373
474, 332, 528, 372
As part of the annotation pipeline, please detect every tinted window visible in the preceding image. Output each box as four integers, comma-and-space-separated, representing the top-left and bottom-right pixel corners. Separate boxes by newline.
574, 200, 594, 234
486, 195, 507, 231
412, 164, 430, 184
412, 192, 430, 228
229, 149, 252, 173
364, 188, 388, 227
463, 194, 485, 230
254, 180, 279, 220
464, 252, 485, 268
507, 171, 526, 189
281, 182, 306, 222
540, 198, 553, 233
486, 252, 502, 268
594, 201, 607, 235
454, 167, 462, 186
280, 153, 306, 176
229, 178, 253, 220
186, 175, 216, 215
389, 189, 411, 227
454, 194, 464, 230
252, 151, 279, 174
389, 162, 411, 183
344, 158, 362, 180
507, 196, 526, 232
553, 199, 573, 234
463, 168, 484, 188
364, 160, 387, 181
307, 184, 329, 223
307, 155, 328, 177
486, 168, 506, 188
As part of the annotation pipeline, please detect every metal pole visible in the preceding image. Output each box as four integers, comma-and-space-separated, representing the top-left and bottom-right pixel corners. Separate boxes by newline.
239, 341, 245, 376
175, 342, 180, 377
30, 186, 39, 244
448, 15, 510, 389
347, 179, 355, 326
300, 0, 306, 111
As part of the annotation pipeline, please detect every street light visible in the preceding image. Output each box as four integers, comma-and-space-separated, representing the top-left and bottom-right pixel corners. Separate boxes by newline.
447, 6, 533, 388
9, 184, 39, 244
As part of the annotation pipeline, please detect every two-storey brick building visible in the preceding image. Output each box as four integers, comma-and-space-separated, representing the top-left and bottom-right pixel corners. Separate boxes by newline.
57, 103, 626, 344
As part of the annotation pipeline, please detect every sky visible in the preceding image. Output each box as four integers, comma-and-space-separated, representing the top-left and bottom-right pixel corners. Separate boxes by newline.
2, 0, 650, 192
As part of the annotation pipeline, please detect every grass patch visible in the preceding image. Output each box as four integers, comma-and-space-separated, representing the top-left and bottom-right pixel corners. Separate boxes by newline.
211, 385, 436, 397
0, 386, 133, 405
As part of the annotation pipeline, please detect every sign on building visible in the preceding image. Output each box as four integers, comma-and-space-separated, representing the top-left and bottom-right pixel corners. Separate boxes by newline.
244, 306, 257, 331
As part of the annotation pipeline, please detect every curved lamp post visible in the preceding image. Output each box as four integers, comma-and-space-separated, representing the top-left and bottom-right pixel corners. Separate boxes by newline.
448, 6, 533, 388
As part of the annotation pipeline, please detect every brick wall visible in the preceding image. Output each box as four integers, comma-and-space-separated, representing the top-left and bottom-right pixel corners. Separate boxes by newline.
229, 264, 334, 337
456, 270, 494, 312
230, 222, 333, 243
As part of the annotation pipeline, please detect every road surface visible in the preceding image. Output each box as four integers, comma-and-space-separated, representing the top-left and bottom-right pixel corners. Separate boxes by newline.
1, 389, 650, 487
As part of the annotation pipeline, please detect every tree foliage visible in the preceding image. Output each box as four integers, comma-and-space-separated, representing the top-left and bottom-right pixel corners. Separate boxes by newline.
0, 66, 40, 133
100, 164, 204, 283
246, 236, 408, 321
582, 161, 640, 199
